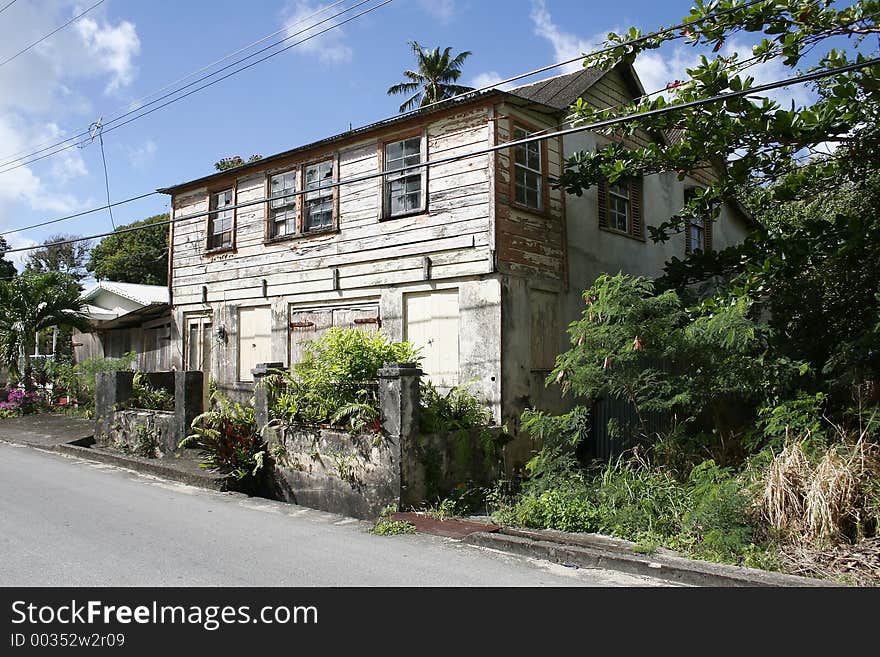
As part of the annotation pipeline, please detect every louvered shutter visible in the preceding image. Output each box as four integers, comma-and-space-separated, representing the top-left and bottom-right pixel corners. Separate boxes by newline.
704, 217, 713, 251
597, 179, 609, 229
685, 217, 692, 255
630, 177, 643, 240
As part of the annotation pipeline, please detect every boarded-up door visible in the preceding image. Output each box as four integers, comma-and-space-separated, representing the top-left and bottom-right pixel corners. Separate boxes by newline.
289, 305, 380, 366
404, 289, 459, 388
238, 306, 272, 382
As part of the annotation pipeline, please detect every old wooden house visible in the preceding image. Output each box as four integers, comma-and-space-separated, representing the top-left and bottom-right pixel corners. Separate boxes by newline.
159, 63, 752, 461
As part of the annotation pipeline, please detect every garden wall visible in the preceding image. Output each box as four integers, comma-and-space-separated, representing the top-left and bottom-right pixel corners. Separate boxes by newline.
256, 363, 504, 519
93, 370, 203, 457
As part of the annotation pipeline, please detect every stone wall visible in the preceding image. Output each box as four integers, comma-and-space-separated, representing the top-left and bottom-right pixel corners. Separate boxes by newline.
94, 370, 204, 457
255, 362, 505, 519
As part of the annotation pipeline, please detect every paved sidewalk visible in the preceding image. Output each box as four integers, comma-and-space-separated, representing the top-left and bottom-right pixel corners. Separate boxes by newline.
0, 413, 225, 490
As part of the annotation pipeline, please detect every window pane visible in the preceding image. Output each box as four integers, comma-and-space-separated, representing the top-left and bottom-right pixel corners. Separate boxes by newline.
384, 138, 423, 217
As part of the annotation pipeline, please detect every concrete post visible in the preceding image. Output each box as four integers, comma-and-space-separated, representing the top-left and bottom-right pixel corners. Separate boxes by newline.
174, 371, 204, 450
252, 362, 285, 437
377, 362, 422, 440
94, 370, 133, 445
377, 362, 422, 508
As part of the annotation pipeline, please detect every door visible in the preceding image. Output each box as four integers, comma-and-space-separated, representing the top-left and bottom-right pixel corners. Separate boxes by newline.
238, 306, 272, 382
404, 289, 460, 388
185, 315, 213, 378
289, 304, 380, 366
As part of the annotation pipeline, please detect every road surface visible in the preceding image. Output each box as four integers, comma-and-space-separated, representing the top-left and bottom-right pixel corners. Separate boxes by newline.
0, 442, 673, 586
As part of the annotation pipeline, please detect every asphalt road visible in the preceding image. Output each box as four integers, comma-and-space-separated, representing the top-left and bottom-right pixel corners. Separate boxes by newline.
0, 442, 672, 586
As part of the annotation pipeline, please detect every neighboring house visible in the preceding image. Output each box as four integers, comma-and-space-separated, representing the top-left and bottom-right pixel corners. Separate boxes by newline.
75, 281, 172, 372
159, 63, 754, 463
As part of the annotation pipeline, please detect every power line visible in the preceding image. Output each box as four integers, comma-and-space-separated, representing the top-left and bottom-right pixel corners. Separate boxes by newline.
0, 0, 388, 175
0, 192, 158, 237
0, 1, 19, 17
0, 0, 353, 170
0, 0, 769, 175
2, 56, 875, 256
0, 0, 105, 69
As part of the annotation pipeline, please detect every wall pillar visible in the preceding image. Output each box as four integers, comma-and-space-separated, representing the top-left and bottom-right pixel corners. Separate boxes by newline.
252, 362, 285, 437
174, 370, 204, 449
94, 371, 133, 444
377, 362, 422, 507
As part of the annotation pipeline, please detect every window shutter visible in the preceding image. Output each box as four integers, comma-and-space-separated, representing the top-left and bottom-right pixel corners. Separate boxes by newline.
684, 217, 692, 255
597, 179, 609, 229
704, 217, 713, 251
630, 177, 643, 240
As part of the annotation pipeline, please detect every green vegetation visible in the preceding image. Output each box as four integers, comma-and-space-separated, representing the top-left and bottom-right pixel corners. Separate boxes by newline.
268, 327, 419, 429
485, 0, 880, 584
387, 41, 474, 113
86, 214, 170, 286
0, 273, 90, 390
128, 371, 174, 412
180, 391, 268, 494
370, 506, 417, 536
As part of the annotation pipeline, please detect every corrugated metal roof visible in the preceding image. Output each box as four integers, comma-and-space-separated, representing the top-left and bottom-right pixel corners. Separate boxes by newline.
81, 281, 169, 306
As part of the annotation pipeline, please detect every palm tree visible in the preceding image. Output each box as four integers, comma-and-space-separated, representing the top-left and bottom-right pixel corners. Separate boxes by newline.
0, 272, 89, 390
387, 41, 474, 113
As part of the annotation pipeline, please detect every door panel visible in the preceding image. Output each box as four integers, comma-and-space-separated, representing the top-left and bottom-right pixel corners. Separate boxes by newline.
404, 289, 459, 388
238, 306, 271, 382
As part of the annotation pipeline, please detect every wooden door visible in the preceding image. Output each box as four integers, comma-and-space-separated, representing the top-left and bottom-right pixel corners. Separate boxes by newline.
404, 289, 460, 388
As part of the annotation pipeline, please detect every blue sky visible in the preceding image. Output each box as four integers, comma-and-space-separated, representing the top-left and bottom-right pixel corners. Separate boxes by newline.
0, 0, 818, 273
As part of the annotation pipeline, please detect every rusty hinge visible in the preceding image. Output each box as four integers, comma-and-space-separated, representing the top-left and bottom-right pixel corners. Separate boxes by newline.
290, 321, 315, 329
354, 317, 381, 326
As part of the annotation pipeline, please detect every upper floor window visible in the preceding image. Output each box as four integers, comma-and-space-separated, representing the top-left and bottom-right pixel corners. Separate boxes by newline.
384, 136, 424, 218
513, 126, 543, 210
268, 170, 297, 239
597, 178, 643, 240
207, 188, 234, 250
684, 187, 712, 254
304, 160, 334, 232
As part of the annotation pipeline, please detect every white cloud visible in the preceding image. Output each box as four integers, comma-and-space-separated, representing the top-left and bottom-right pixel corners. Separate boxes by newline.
418, 0, 457, 23
529, 0, 594, 73
529, 0, 814, 108
0, 1, 142, 236
281, 1, 353, 65
125, 139, 157, 170
470, 71, 516, 92
74, 14, 141, 93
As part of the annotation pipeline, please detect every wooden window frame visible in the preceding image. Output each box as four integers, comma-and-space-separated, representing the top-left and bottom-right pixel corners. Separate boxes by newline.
264, 167, 299, 243
597, 177, 644, 241
301, 154, 339, 236
684, 186, 713, 255
509, 117, 550, 216
184, 313, 213, 373
378, 129, 428, 221
206, 185, 236, 253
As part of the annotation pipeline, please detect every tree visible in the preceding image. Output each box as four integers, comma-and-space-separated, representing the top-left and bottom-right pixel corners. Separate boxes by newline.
387, 41, 474, 112
87, 214, 170, 286
0, 235, 17, 281
551, 0, 880, 415
23, 234, 92, 283
0, 272, 89, 389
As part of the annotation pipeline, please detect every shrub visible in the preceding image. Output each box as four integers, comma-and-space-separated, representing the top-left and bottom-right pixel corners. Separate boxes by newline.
180, 391, 267, 494
0, 387, 42, 415
129, 371, 174, 412
269, 328, 419, 428
419, 382, 493, 434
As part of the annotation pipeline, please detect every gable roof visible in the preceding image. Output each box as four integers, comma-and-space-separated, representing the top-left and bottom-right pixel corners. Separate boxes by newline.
507, 67, 605, 110
81, 281, 169, 307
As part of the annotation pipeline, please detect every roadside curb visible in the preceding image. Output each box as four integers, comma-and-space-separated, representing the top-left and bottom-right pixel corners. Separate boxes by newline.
464, 527, 837, 587
51, 443, 229, 491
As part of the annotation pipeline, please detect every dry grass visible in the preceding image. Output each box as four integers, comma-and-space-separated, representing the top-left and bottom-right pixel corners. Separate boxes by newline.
756, 429, 880, 543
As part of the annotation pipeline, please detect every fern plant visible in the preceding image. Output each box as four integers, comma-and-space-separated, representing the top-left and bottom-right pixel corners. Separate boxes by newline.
180, 391, 267, 493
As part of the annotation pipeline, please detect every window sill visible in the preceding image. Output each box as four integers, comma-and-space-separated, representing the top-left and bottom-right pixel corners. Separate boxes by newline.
263, 228, 339, 245
379, 208, 428, 222
509, 201, 553, 220
599, 226, 645, 242
204, 245, 236, 256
